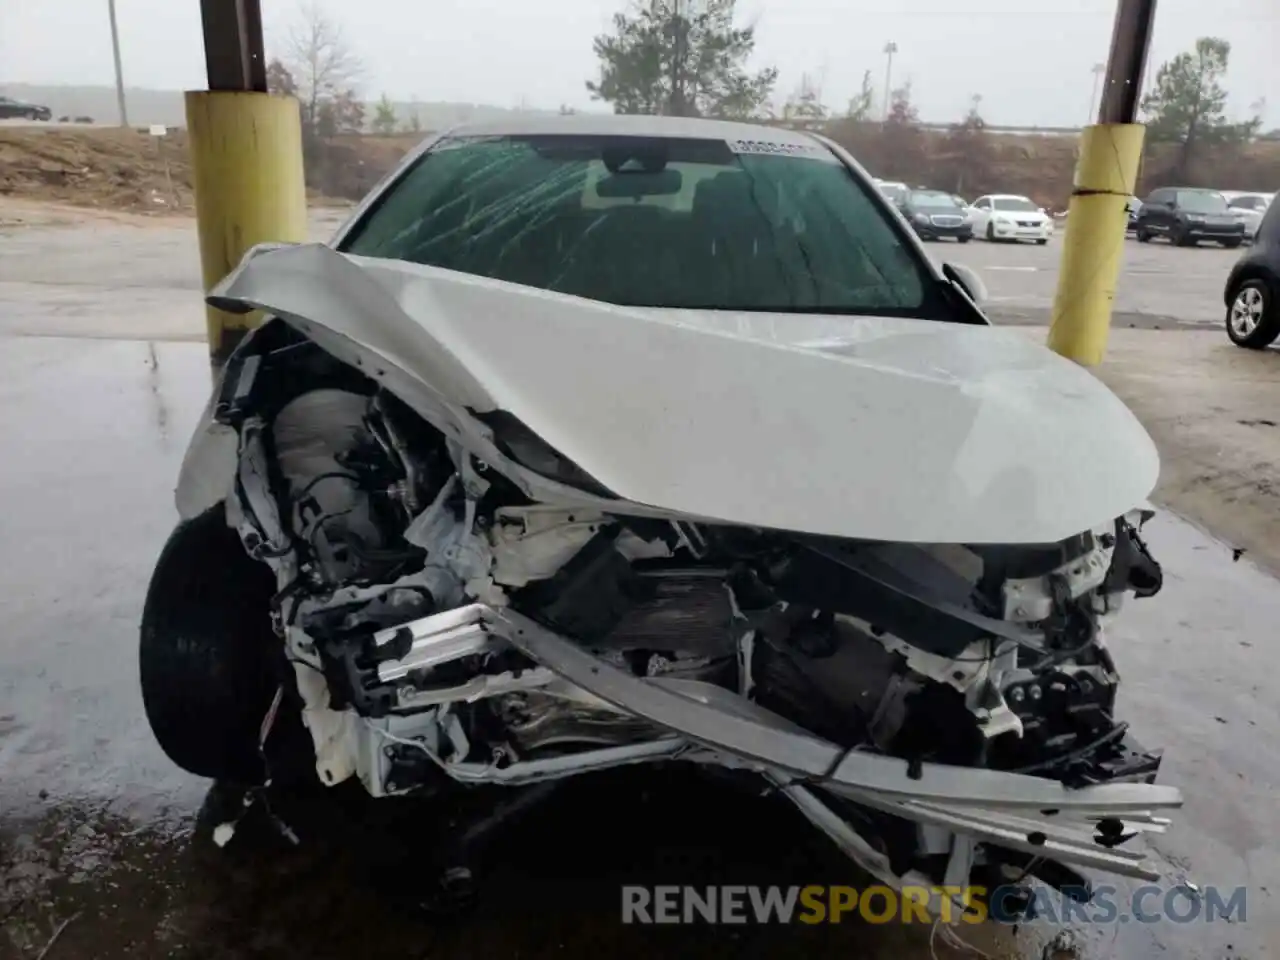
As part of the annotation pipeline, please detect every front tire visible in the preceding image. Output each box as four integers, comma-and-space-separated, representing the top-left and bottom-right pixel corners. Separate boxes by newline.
1035, 238, 1048, 245
1225, 279, 1280, 349
958, 235, 971, 243
139, 505, 305, 784
1222, 239, 1243, 249
985, 222, 997, 242
1136, 226, 1151, 242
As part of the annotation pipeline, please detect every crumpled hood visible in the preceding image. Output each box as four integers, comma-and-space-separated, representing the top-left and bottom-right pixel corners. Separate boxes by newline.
207, 243, 1158, 544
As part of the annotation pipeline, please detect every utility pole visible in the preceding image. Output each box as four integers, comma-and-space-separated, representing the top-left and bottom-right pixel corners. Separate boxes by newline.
1046, 0, 1158, 366
191, 0, 306, 371
107, 0, 129, 127
881, 42, 898, 121
1088, 62, 1106, 122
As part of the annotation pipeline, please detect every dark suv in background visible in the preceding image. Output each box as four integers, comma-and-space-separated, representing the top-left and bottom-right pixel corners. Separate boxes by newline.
1136, 187, 1245, 248
1224, 194, 1280, 348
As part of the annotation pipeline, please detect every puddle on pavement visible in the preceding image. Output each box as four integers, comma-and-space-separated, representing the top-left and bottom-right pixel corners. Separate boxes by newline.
3, 338, 1277, 960
0, 769, 1009, 960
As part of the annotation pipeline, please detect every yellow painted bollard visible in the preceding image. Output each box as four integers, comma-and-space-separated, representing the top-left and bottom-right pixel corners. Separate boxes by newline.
1046, 123, 1145, 366
184, 90, 308, 370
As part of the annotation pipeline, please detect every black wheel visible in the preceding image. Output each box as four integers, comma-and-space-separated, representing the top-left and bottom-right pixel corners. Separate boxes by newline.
1173, 225, 1194, 247
985, 222, 997, 242
1035, 238, 1048, 245
139, 505, 312, 784
1225, 279, 1280, 349
958, 235, 971, 243
1136, 226, 1151, 243
1222, 239, 1242, 249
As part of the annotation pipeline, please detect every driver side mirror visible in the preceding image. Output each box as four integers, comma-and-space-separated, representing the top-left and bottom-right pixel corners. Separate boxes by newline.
942, 262, 987, 305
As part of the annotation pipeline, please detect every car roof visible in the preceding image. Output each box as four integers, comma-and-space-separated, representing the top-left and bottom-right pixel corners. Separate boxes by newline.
438, 113, 828, 147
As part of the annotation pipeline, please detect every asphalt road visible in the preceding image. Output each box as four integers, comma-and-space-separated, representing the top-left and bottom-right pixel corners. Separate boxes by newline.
921, 230, 1239, 331
2, 204, 1276, 960
0, 203, 1243, 342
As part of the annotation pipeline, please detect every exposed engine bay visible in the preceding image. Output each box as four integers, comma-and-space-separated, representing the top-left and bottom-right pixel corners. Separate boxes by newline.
209, 320, 1176, 915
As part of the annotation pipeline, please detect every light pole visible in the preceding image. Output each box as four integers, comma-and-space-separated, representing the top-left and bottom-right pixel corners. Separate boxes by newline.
882, 41, 898, 120
1088, 62, 1105, 122
107, 0, 129, 127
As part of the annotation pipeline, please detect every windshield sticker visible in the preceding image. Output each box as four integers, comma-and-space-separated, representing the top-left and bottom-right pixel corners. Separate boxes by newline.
726, 138, 839, 162
430, 134, 506, 152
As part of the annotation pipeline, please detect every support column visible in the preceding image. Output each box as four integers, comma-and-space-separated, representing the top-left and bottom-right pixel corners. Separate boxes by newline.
191, 0, 307, 371
1046, 0, 1157, 366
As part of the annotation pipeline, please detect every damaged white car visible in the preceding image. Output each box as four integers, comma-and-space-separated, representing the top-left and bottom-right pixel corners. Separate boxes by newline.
140, 115, 1178, 916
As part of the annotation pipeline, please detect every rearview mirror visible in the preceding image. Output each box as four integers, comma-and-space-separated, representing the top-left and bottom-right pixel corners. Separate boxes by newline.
942, 262, 987, 305
596, 168, 683, 198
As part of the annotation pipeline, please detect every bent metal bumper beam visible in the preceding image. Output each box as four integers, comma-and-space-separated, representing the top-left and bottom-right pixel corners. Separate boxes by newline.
381, 602, 1181, 881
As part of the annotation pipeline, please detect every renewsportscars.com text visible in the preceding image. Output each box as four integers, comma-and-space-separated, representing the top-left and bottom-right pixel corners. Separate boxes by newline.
620, 884, 1246, 926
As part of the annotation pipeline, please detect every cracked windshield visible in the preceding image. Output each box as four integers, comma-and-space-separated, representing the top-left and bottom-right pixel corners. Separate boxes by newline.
0, 1, 1277, 960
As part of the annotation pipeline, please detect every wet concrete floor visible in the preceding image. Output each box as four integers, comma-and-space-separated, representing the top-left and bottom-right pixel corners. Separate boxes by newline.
0, 199, 1237, 341
1, 336, 1278, 959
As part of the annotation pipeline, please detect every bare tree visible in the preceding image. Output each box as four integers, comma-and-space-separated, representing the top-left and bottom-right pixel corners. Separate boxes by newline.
281, 1, 365, 140
264, 2, 368, 198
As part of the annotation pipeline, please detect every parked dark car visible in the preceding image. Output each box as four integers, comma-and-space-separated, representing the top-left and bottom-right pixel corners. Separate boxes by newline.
0, 95, 52, 121
899, 189, 973, 242
1135, 187, 1245, 248
1224, 195, 1280, 348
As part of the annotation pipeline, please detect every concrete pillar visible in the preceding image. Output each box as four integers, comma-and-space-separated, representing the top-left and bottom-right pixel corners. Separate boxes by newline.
1046, 0, 1157, 366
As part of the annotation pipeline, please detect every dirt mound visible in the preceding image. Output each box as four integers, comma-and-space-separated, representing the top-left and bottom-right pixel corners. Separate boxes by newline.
0, 127, 364, 214
0, 127, 194, 213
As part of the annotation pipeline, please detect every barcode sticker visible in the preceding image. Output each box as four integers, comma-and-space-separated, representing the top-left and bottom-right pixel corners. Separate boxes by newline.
726, 138, 838, 162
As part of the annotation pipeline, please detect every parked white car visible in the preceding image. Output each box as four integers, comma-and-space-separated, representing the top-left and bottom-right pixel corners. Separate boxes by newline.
1221, 191, 1274, 242
969, 194, 1054, 244
872, 178, 909, 207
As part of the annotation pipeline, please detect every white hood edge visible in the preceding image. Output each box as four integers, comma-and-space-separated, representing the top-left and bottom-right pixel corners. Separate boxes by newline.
201, 243, 1159, 545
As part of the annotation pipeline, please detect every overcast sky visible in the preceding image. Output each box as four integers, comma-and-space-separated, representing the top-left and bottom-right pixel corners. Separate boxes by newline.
1, 0, 1276, 126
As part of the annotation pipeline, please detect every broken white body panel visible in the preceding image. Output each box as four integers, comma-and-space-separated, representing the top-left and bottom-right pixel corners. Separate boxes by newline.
183, 242, 1158, 546
169, 230, 1176, 906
